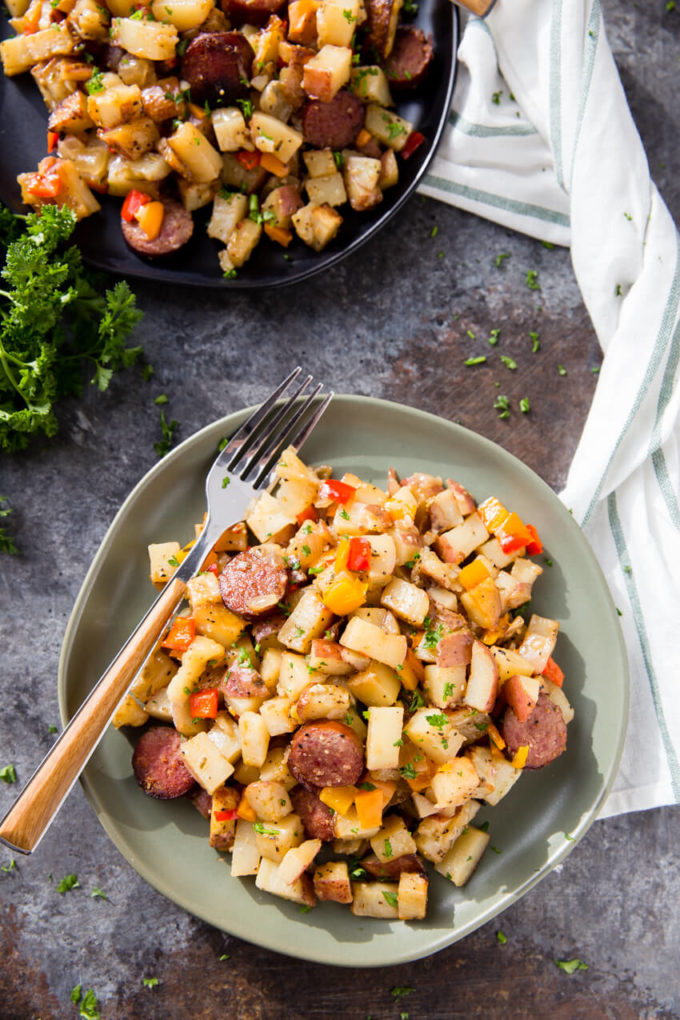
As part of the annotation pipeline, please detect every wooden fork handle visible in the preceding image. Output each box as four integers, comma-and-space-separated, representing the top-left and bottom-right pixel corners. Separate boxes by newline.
0, 576, 186, 855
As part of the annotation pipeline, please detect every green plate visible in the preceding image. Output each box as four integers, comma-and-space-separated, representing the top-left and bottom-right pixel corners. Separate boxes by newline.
58, 394, 628, 967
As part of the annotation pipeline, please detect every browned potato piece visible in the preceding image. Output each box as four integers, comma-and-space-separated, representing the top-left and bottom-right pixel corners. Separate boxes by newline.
313, 860, 353, 903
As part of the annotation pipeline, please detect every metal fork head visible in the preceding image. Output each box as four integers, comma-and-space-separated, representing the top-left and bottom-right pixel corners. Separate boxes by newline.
202, 369, 333, 538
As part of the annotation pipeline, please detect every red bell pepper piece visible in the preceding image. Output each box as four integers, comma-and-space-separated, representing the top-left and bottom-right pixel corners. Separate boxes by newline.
189, 688, 219, 718
24, 157, 61, 199
542, 656, 565, 688
47, 130, 59, 154
214, 808, 238, 822
120, 188, 151, 222
235, 149, 261, 171
347, 536, 371, 572
318, 479, 356, 505
206, 562, 220, 575
401, 130, 425, 160
525, 524, 543, 556
296, 505, 318, 525
162, 616, 196, 652
496, 511, 532, 555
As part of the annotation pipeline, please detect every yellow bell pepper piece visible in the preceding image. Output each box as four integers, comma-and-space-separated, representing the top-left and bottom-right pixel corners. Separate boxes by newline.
319, 785, 357, 816
236, 796, 256, 821
477, 496, 509, 532
334, 536, 350, 574
322, 571, 367, 615
511, 744, 529, 769
355, 788, 383, 830
135, 200, 165, 241
458, 556, 492, 590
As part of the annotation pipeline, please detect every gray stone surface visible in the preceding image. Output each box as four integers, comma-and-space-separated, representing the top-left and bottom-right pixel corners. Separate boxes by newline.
2, 1, 680, 1017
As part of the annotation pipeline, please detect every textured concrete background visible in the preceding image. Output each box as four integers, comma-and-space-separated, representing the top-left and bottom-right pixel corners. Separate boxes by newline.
1, 1, 680, 1017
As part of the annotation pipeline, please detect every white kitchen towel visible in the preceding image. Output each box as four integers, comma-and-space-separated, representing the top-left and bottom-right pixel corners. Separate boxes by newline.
420, 0, 680, 818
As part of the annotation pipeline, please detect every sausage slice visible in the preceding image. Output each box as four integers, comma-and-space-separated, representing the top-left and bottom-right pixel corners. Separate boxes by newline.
121, 198, 194, 257
132, 726, 197, 799
288, 720, 364, 789
290, 785, 336, 841
219, 544, 288, 618
181, 32, 253, 107
301, 90, 365, 149
501, 693, 567, 769
383, 26, 434, 91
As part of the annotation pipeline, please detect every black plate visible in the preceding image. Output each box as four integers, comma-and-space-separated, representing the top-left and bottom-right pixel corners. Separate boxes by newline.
0, 4, 458, 288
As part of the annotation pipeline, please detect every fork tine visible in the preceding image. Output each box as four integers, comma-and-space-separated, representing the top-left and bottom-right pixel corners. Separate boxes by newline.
245, 382, 326, 488
231, 373, 313, 478
260, 388, 335, 490
219, 366, 302, 466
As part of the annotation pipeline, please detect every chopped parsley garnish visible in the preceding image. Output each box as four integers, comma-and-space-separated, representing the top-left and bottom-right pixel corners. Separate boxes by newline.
399, 762, 417, 780
496, 930, 507, 944
426, 712, 447, 729
384, 839, 393, 858
423, 618, 444, 650
382, 890, 398, 908
302, 543, 311, 557
253, 822, 279, 836
0, 764, 16, 783
154, 408, 178, 458
153, 393, 168, 405
526, 269, 540, 290
57, 873, 80, 893
1, 858, 16, 872
359, 781, 377, 791
85, 67, 104, 94
340, 508, 350, 520
554, 958, 588, 974
142, 977, 159, 988
519, 397, 530, 413
494, 394, 510, 419
530, 331, 540, 352
222, 475, 231, 488
500, 355, 517, 370
443, 682, 455, 698
236, 97, 253, 118
464, 355, 486, 366
557, 364, 567, 376
349, 861, 367, 880
0, 497, 18, 554
491, 90, 503, 104
90, 887, 108, 899
409, 690, 425, 711
494, 252, 510, 268
488, 328, 501, 346
391, 986, 415, 999
333, 150, 344, 169
77, 988, 101, 1020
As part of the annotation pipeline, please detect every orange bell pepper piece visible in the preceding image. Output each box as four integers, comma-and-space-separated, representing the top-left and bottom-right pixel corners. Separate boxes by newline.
162, 617, 196, 653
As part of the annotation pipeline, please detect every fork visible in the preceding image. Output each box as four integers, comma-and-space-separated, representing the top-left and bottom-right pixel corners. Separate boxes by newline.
0, 367, 333, 855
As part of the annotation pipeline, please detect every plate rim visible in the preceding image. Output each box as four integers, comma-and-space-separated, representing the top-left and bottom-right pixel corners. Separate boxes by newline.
57, 393, 630, 966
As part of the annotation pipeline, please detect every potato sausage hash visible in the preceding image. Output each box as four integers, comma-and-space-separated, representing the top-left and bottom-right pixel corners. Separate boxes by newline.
0, 0, 434, 274
115, 446, 573, 920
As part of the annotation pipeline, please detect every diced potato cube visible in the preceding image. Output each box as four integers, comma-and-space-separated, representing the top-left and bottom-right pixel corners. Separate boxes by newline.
340, 617, 406, 670
167, 121, 223, 182
334, 806, 381, 840
244, 780, 292, 821
423, 664, 466, 709
112, 694, 148, 729
414, 799, 480, 863
186, 571, 221, 610
239, 711, 270, 767
305, 171, 347, 207
278, 589, 334, 653
398, 872, 428, 920
350, 65, 392, 105
260, 696, 295, 736
111, 17, 178, 61
87, 81, 142, 129
316, 0, 360, 47
346, 661, 401, 707
435, 825, 490, 886
231, 820, 261, 876
365, 705, 404, 770
246, 490, 296, 544
212, 106, 252, 152
295, 682, 352, 722
428, 756, 480, 811
277, 652, 313, 700
150, 0, 213, 30
254, 813, 305, 861
369, 814, 416, 863
313, 860, 353, 903
467, 745, 522, 806
303, 44, 352, 101
255, 858, 316, 906
144, 687, 173, 722
148, 541, 180, 583
435, 512, 490, 565
291, 201, 343, 252
277, 838, 322, 885
379, 148, 399, 190
380, 577, 429, 627
0, 26, 75, 77
251, 111, 304, 164
404, 708, 464, 765
343, 154, 382, 212
258, 745, 296, 787
192, 603, 246, 647
180, 731, 235, 794
364, 103, 412, 151
303, 147, 337, 178
350, 881, 398, 918
207, 191, 249, 244
208, 712, 242, 763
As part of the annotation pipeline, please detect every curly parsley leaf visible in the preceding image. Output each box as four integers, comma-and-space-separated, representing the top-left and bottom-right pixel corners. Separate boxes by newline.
0, 205, 143, 453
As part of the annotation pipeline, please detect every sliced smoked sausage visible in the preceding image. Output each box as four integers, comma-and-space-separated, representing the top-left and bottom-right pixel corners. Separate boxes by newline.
180, 32, 253, 107
363, 0, 401, 59
301, 90, 365, 149
132, 726, 197, 799
288, 720, 364, 789
219, 543, 288, 618
290, 785, 336, 841
362, 852, 426, 880
121, 198, 194, 257
383, 26, 434, 91
501, 693, 567, 769
223, 0, 286, 25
